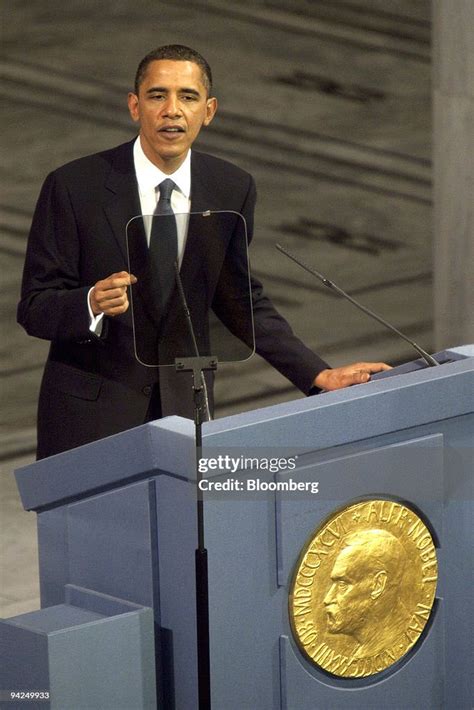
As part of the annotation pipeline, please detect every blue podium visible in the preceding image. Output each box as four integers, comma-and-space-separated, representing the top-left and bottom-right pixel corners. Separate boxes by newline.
12, 347, 474, 709
0, 586, 156, 710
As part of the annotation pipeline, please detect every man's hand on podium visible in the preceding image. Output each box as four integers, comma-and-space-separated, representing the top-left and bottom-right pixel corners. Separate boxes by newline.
314, 362, 392, 391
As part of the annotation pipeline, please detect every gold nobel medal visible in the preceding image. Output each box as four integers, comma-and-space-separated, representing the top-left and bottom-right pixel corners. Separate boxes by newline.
289, 500, 438, 678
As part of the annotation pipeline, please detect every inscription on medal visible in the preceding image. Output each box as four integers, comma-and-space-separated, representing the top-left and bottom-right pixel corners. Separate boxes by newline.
289, 500, 438, 678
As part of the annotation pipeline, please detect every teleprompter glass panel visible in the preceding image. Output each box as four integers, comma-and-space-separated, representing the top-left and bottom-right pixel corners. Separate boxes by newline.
126, 210, 255, 367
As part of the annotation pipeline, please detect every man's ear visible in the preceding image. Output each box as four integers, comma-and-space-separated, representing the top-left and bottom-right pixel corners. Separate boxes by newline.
370, 570, 387, 600
127, 92, 140, 123
204, 97, 218, 126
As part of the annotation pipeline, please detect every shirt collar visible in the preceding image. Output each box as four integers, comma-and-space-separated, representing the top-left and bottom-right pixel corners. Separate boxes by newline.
133, 136, 191, 198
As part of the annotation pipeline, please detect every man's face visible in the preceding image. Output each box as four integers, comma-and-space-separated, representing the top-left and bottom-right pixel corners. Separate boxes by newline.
323, 547, 374, 636
127, 59, 217, 173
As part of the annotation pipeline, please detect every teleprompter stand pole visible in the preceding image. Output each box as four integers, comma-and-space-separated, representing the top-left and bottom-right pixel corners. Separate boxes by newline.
175, 355, 218, 710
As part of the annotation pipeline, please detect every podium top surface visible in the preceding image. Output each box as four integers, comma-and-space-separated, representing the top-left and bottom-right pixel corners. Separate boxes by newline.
203, 347, 473, 446
15, 348, 473, 511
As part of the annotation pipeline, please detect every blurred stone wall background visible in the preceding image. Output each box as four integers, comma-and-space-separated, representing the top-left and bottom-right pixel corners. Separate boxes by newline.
2, 0, 457, 616
1, 0, 436, 463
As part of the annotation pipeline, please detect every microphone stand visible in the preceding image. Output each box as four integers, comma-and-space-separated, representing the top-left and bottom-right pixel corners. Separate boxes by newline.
173, 262, 216, 710
276, 243, 440, 368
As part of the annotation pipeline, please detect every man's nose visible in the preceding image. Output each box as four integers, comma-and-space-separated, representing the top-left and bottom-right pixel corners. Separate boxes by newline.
162, 95, 181, 117
324, 585, 335, 605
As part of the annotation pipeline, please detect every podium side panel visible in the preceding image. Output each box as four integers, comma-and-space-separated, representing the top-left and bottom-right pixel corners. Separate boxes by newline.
442, 438, 474, 708
154, 475, 199, 710
37, 507, 69, 608
206, 497, 282, 710
38, 480, 159, 611
49, 610, 156, 710
0, 624, 50, 707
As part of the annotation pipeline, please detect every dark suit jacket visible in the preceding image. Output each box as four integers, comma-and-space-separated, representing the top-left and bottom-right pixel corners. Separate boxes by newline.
18, 140, 328, 458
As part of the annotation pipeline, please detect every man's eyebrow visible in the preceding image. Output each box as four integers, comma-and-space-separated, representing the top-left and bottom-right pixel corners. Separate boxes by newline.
146, 86, 201, 96
331, 572, 350, 582
179, 87, 201, 96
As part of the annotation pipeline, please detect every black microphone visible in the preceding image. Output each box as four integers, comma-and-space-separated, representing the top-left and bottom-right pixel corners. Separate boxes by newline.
275, 243, 440, 368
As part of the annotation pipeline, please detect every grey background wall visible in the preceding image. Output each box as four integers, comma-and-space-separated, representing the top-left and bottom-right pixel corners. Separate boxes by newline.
1, 0, 471, 618
432, 0, 474, 350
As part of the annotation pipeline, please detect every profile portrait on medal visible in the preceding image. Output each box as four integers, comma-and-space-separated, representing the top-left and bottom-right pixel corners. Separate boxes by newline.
323, 529, 412, 659
290, 500, 438, 678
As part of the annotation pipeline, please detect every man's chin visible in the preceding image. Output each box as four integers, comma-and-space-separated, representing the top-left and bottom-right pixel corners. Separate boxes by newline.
146, 144, 189, 170
326, 615, 343, 634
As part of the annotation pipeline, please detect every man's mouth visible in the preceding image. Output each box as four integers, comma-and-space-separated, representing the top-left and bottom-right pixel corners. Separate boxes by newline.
159, 126, 185, 133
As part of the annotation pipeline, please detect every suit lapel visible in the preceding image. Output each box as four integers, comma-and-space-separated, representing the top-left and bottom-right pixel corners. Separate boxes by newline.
101, 141, 162, 345
179, 152, 219, 289
103, 140, 145, 265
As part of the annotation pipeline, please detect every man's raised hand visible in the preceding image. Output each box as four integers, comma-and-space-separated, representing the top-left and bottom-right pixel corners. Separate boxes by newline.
90, 271, 137, 316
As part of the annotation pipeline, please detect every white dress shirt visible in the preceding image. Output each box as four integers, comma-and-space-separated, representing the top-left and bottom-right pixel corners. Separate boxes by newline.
89, 138, 192, 332
133, 136, 191, 261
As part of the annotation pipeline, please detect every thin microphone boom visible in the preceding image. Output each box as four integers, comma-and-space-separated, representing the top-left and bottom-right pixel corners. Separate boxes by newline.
174, 261, 200, 356
174, 261, 212, 420
275, 243, 439, 368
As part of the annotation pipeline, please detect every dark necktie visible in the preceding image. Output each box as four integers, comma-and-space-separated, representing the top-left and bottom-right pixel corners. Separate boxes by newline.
149, 178, 178, 317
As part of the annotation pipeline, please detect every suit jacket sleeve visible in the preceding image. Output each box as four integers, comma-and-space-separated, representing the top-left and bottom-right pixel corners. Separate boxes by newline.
212, 174, 330, 395
17, 170, 98, 343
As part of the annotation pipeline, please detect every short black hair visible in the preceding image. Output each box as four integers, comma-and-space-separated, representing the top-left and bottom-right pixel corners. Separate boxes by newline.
134, 44, 213, 96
